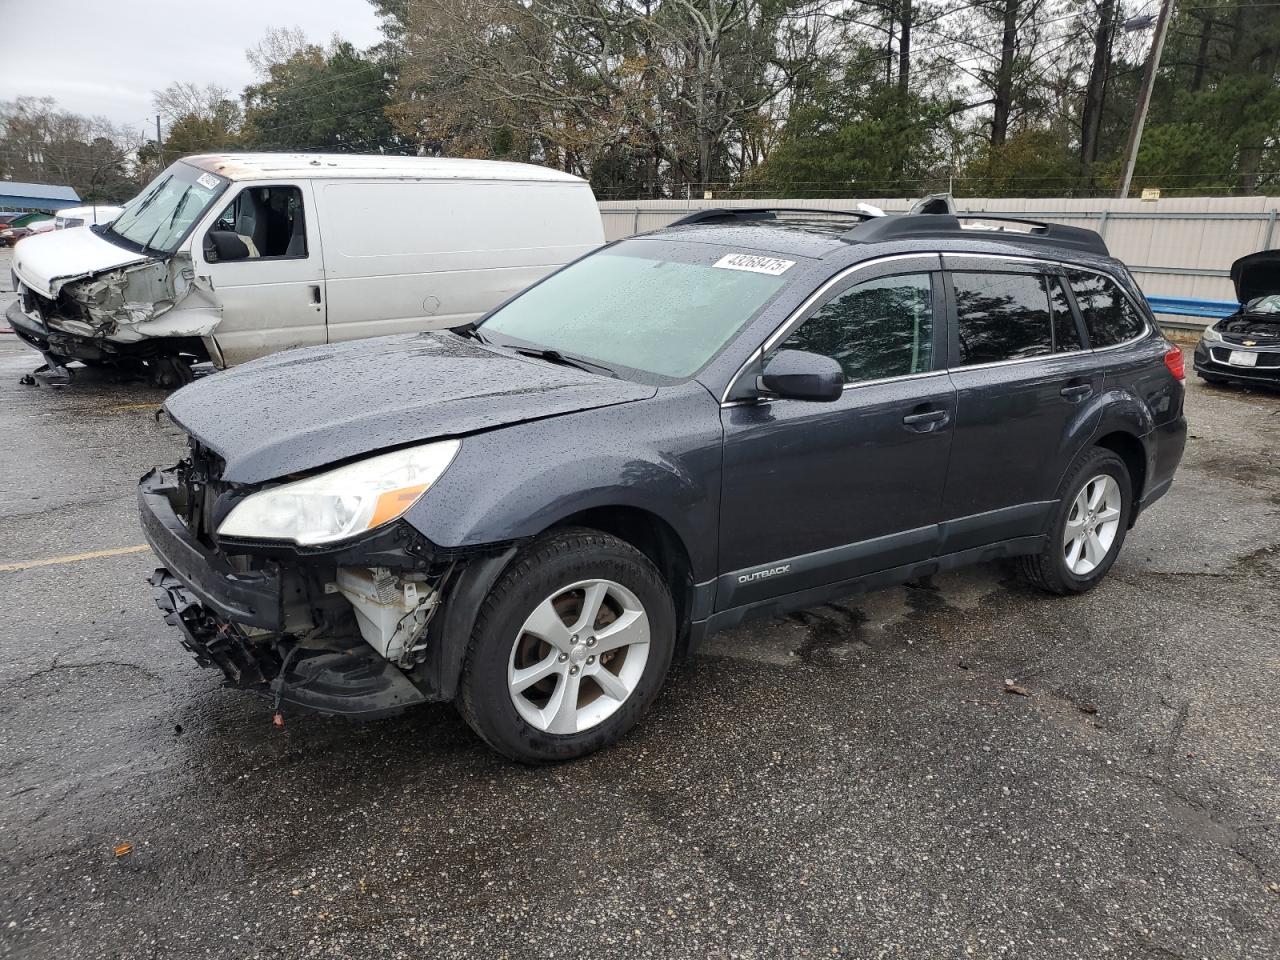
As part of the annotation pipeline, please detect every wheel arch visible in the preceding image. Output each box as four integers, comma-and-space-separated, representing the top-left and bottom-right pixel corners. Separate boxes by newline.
1092, 429, 1148, 526
421, 504, 702, 703
548, 505, 698, 655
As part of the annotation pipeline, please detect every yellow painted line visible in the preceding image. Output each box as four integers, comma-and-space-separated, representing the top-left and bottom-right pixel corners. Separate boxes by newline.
0, 544, 151, 573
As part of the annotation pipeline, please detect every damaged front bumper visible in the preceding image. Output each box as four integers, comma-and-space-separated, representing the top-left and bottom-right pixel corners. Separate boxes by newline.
138, 468, 446, 719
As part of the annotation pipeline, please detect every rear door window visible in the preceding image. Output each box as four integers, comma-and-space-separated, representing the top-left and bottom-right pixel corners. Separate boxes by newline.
951, 272, 1053, 365
778, 273, 934, 383
1067, 270, 1146, 346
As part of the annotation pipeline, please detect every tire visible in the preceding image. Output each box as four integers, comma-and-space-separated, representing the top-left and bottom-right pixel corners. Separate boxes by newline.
1019, 447, 1133, 595
457, 527, 676, 763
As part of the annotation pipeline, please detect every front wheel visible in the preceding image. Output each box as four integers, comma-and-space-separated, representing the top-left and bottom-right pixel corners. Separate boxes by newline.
457, 528, 675, 763
1019, 447, 1133, 595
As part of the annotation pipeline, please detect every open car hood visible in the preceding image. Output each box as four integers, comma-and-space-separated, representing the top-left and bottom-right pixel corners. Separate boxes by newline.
164, 332, 656, 484
1230, 249, 1280, 305
11, 226, 155, 299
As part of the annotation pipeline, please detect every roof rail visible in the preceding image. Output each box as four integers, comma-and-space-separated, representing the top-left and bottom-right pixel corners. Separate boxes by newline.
843, 213, 1110, 256
668, 207, 875, 228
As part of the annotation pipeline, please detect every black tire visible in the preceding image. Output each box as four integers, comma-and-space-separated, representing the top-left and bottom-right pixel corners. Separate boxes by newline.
457, 527, 676, 763
1019, 447, 1133, 595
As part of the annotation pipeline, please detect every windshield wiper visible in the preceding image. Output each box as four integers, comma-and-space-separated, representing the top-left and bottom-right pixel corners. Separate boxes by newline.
141, 185, 196, 255
451, 321, 489, 344
514, 347, 615, 377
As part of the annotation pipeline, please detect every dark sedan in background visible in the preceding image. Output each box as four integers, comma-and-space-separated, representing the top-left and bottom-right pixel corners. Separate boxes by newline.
1194, 250, 1280, 387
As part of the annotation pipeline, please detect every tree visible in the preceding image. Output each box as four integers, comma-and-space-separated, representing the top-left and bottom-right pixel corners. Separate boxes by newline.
747, 43, 951, 196
152, 82, 243, 162
391, 0, 830, 196
0, 97, 142, 203
1136, 0, 1280, 193
241, 38, 401, 152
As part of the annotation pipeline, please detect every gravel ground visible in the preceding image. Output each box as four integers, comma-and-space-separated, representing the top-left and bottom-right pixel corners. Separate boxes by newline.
1, 246, 1278, 959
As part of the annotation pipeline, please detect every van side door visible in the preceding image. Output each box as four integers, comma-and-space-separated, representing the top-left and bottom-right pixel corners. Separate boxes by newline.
938, 255, 1101, 552
194, 180, 326, 366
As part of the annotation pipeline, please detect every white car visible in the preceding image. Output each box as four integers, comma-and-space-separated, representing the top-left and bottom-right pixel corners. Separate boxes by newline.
7, 153, 604, 383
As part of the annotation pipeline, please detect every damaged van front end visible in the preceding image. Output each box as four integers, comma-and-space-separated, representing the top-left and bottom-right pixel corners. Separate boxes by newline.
8, 160, 228, 384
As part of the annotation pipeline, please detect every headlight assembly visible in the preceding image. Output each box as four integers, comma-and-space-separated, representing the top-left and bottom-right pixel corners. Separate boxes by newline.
1200, 325, 1223, 343
217, 439, 460, 545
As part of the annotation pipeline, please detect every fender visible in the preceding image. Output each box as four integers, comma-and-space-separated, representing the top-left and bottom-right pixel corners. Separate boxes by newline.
1057, 386, 1156, 497
405, 382, 723, 583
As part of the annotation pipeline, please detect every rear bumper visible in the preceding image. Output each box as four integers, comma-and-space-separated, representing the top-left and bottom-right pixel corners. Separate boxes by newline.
138, 468, 281, 630
1138, 412, 1186, 518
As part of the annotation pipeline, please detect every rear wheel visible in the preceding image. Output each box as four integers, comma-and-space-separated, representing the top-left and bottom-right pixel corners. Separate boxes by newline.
1019, 447, 1133, 595
457, 528, 675, 763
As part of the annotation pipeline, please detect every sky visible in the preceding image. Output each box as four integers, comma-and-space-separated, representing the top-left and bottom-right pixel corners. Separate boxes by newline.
0, 0, 385, 134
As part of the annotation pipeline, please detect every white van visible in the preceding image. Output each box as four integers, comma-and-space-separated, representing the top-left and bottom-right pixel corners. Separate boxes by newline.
54, 205, 124, 229
8, 154, 604, 381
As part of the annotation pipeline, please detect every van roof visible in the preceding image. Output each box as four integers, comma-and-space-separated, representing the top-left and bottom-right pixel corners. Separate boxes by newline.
181, 153, 587, 184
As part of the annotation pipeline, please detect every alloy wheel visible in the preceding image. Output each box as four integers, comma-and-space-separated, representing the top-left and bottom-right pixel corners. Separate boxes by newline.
1063, 474, 1123, 576
507, 579, 651, 734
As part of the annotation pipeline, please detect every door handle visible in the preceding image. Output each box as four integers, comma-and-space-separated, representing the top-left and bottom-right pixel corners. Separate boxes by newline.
309, 284, 322, 310
1060, 383, 1093, 401
902, 408, 950, 432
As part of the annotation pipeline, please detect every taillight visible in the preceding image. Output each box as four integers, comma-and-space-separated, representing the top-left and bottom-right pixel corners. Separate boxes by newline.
1163, 344, 1185, 381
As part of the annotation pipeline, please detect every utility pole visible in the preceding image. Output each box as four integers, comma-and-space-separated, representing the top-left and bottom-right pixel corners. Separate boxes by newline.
1116, 0, 1174, 198
155, 114, 163, 167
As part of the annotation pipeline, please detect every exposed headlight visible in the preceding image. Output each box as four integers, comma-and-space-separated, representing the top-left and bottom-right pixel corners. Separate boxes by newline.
1200, 325, 1223, 343
217, 440, 460, 545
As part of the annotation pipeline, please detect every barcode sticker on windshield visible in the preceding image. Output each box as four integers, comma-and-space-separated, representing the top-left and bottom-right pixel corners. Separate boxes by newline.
196, 173, 221, 190
713, 253, 795, 276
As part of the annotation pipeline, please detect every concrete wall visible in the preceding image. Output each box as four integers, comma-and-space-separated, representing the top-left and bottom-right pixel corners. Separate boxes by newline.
598, 197, 1280, 319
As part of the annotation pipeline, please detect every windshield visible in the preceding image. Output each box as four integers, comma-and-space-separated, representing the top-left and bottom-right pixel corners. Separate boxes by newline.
106, 161, 228, 255
480, 239, 795, 379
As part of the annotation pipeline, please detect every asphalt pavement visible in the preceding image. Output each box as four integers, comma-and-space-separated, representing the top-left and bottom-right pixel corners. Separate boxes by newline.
1, 246, 1278, 959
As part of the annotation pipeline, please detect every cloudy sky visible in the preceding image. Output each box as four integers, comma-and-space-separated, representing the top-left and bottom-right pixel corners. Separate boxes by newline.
0, 0, 384, 133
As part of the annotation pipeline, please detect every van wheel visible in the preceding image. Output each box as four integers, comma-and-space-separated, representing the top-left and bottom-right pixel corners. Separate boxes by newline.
457, 528, 675, 763
1019, 447, 1133, 595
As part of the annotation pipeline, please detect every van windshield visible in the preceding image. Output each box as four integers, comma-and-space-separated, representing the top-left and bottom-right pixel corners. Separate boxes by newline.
480, 239, 794, 379
104, 161, 228, 256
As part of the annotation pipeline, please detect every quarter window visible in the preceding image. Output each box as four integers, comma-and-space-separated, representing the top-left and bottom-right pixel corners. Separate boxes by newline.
1068, 270, 1146, 346
952, 272, 1053, 365
778, 274, 933, 383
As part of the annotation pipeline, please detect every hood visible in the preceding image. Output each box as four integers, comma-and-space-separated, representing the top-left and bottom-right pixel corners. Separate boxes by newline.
11, 226, 155, 299
164, 332, 657, 484
1230, 249, 1280, 305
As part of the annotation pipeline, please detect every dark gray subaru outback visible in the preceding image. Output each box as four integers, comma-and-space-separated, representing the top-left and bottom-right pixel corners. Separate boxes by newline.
139, 208, 1187, 762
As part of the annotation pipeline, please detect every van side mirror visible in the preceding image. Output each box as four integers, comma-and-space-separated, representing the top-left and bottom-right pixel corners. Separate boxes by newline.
758, 349, 844, 402
206, 230, 250, 263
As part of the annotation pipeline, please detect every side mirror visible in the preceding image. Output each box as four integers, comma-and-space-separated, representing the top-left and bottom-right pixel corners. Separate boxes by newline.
205, 230, 250, 263
759, 349, 844, 402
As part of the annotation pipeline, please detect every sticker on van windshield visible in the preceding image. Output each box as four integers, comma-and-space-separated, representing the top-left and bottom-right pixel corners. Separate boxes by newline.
713, 253, 795, 276
196, 173, 221, 190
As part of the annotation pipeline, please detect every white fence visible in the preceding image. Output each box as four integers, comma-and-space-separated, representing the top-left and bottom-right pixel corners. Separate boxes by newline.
598, 197, 1280, 317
